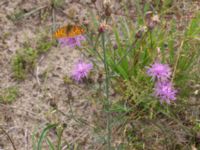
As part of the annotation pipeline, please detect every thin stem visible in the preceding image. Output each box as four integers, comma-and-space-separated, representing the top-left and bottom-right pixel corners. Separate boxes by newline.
93, 33, 104, 62
23, 5, 48, 19
116, 30, 148, 65
52, 4, 56, 32
57, 126, 64, 150
0, 126, 17, 150
86, 33, 104, 62
150, 31, 153, 50
102, 33, 111, 149
116, 38, 138, 65
171, 40, 184, 82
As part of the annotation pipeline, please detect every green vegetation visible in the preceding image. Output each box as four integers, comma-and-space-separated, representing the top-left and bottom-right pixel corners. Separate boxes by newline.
51, 0, 65, 8
32, 0, 200, 149
0, 87, 19, 104
11, 36, 55, 80
32, 124, 66, 150
7, 9, 27, 22
84, 1, 200, 149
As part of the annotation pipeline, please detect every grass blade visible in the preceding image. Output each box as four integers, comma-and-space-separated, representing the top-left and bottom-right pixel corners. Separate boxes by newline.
46, 138, 55, 150
37, 124, 57, 150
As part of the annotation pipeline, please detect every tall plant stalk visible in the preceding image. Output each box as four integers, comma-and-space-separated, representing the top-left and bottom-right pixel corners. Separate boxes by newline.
101, 33, 111, 149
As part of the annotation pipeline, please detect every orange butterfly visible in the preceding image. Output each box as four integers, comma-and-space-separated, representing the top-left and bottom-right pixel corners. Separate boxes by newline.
54, 25, 85, 39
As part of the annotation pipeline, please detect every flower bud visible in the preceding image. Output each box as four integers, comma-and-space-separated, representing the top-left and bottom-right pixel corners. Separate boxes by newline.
145, 11, 160, 30
113, 44, 118, 50
91, 0, 96, 3
135, 26, 147, 39
98, 21, 110, 33
103, 0, 111, 6
103, 0, 112, 17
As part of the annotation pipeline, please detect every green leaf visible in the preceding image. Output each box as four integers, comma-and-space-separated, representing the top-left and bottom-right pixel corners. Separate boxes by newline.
37, 124, 57, 150
46, 138, 55, 150
185, 13, 200, 37
32, 128, 38, 150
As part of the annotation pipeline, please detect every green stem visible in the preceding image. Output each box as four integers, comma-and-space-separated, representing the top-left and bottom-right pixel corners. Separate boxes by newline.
102, 33, 111, 149
57, 126, 64, 150
116, 30, 149, 65
150, 31, 153, 50
86, 33, 104, 62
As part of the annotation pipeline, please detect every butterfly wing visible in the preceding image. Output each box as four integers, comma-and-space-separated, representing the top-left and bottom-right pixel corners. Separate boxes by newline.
54, 25, 85, 39
54, 26, 67, 39
67, 25, 85, 37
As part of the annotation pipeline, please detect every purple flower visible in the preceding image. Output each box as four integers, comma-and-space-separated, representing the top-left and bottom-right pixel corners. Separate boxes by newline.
154, 81, 177, 104
147, 62, 172, 81
71, 60, 93, 82
58, 35, 85, 48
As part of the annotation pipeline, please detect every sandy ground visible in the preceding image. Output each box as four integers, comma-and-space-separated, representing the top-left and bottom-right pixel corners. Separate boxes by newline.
0, 0, 98, 149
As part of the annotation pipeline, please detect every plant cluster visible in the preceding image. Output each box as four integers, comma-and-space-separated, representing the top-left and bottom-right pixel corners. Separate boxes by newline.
8, 0, 199, 149
12, 35, 55, 80
0, 86, 19, 104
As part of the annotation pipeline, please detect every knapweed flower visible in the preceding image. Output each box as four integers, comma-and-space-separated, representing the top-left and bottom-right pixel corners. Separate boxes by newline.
71, 60, 93, 82
154, 81, 177, 104
58, 35, 85, 48
147, 62, 172, 81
